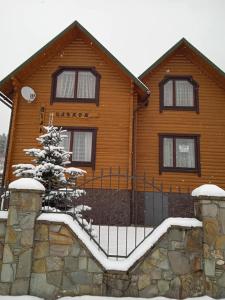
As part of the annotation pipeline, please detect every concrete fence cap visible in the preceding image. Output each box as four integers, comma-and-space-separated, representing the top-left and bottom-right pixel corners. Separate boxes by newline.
191, 184, 225, 197
9, 178, 45, 191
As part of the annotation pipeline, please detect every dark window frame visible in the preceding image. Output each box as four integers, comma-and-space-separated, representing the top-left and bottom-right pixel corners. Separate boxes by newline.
63, 127, 97, 169
159, 133, 200, 175
51, 66, 101, 105
159, 76, 199, 112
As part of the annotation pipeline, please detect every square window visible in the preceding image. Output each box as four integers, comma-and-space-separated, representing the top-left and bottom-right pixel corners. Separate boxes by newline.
160, 77, 198, 111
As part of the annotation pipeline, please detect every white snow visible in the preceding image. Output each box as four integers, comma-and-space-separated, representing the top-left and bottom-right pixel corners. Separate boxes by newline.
192, 184, 225, 197
0, 295, 222, 300
0, 297, 43, 300
59, 297, 224, 300
38, 213, 202, 271
9, 178, 45, 191
0, 210, 8, 219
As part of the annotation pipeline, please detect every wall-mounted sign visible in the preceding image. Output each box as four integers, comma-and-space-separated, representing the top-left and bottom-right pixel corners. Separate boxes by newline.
54, 111, 99, 119
179, 145, 190, 153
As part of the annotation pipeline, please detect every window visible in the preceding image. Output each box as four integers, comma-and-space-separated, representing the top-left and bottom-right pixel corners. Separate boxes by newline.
61, 128, 97, 168
159, 134, 200, 174
51, 67, 100, 105
159, 76, 199, 112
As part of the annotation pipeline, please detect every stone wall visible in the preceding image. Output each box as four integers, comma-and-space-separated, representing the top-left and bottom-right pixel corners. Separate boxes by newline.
26, 221, 205, 299
1, 180, 225, 299
104, 227, 204, 298
0, 220, 6, 273
0, 216, 204, 299
195, 196, 225, 298
31, 221, 104, 299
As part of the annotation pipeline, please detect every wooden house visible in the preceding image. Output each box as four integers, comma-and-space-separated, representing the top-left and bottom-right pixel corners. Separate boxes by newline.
1, 21, 225, 225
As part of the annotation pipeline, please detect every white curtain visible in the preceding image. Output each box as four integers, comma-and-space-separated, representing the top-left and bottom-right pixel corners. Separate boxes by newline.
176, 138, 195, 168
175, 80, 194, 106
163, 138, 173, 167
163, 80, 173, 106
56, 71, 75, 98
72, 131, 92, 162
77, 71, 96, 99
60, 131, 71, 152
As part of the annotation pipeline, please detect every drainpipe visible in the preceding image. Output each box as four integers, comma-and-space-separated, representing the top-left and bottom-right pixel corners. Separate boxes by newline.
131, 91, 150, 225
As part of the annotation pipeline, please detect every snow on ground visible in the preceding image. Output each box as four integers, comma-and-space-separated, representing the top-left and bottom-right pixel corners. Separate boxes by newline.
92, 225, 153, 257
38, 213, 202, 271
0, 295, 224, 300
192, 184, 225, 197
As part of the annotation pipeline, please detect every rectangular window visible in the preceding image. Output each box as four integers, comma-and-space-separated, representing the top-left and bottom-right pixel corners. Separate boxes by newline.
159, 134, 200, 174
60, 128, 97, 168
72, 131, 93, 162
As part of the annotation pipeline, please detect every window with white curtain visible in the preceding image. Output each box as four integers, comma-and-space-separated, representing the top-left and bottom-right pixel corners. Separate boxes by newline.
160, 77, 198, 110
53, 68, 100, 104
160, 135, 199, 172
56, 71, 75, 98
72, 131, 92, 162
60, 131, 71, 152
77, 71, 96, 99
60, 128, 97, 168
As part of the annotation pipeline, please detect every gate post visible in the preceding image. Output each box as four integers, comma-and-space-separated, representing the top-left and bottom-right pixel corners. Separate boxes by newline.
193, 184, 225, 298
0, 178, 45, 295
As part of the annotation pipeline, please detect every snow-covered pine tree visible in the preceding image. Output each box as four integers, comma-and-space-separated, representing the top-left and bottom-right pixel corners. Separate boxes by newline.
13, 126, 92, 231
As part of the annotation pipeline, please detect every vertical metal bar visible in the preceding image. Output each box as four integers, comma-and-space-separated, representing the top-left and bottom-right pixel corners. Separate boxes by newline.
135, 225, 137, 248
107, 224, 110, 255
98, 225, 101, 250
118, 166, 120, 190
116, 226, 119, 260
144, 171, 146, 236
90, 221, 92, 240
100, 168, 103, 189
125, 226, 128, 257
161, 182, 164, 220
92, 169, 95, 190
109, 167, 112, 189
152, 177, 155, 226
178, 184, 181, 194
126, 168, 129, 189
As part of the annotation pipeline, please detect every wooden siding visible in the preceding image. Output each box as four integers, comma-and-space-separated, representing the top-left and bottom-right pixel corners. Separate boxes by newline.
136, 48, 225, 191
6, 32, 134, 187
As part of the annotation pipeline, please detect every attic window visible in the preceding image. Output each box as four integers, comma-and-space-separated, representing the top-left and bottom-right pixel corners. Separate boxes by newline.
51, 67, 100, 105
159, 76, 199, 112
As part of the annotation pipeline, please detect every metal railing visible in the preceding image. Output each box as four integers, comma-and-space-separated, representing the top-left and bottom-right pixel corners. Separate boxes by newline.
0, 168, 194, 259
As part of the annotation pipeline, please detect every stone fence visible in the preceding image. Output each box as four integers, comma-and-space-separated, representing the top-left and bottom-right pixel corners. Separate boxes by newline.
0, 179, 224, 299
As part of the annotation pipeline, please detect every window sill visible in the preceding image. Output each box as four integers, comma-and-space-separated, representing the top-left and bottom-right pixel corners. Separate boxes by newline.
69, 161, 95, 170
51, 98, 99, 105
160, 167, 200, 176
160, 106, 198, 112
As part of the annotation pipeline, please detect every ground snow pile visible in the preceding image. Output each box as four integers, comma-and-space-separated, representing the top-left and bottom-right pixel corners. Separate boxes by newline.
0, 295, 223, 300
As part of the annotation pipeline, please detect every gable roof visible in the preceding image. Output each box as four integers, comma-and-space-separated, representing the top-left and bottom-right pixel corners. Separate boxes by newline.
0, 21, 149, 97
139, 38, 225, 89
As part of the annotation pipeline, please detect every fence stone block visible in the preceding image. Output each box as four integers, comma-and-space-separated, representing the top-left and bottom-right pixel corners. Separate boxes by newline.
194, 190, 225, 298
0, 179, 44, 294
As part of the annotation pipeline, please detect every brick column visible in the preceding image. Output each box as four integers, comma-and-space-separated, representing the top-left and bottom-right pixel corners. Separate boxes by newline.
193, 184, 225, 298
0, 178, 45, 295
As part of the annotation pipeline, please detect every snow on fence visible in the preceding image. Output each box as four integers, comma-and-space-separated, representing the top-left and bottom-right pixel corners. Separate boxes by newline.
0, 169, 195, 259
